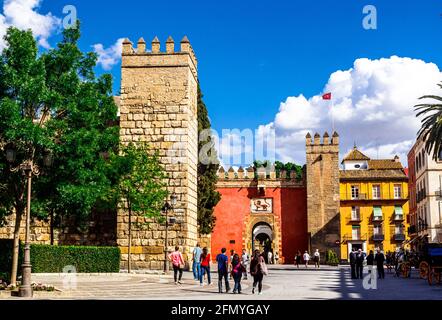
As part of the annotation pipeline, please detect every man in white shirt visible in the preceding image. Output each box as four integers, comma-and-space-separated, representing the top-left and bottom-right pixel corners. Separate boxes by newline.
241, 249, 250, 280
267, 251, 273, 264
303, 251, 310, 268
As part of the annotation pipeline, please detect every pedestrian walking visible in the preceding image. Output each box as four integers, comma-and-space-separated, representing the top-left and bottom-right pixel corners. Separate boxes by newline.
241, 249, 250, 280
216, 248, 230, 293
168, 246, 185, 285
267, 251, 273, 264
274, 252, 279, 265
303, 251, 310, 268
313, 249, 320, 268
229, 249, 235, 280
250, 250, 268, 295
356, 249, 365, 279
200, 247, 211, 286
349, 248, 357, 279
375, 249, 385, 279
192, 243, 202, 281
231, 253, 246, 294
295, 250, 302, 268
366, 250, 374, 274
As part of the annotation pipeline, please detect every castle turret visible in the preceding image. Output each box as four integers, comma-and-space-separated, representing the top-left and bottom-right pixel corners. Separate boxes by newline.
305, 131, 340, 259
118, 35, 199, 270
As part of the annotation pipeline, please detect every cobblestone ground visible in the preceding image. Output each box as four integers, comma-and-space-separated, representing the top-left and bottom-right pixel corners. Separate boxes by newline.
3, 265, 442, 300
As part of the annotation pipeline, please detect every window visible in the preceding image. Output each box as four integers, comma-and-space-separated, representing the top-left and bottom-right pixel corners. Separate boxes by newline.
372, 185, 381, 199
373, 225, 382, 235
373, 206, 383, 221
351, 185, 360, 199
394, 206, 404, 220
395, 224, 404, 235
351, 206, 361, 220
352, 226, 361, 240
438, 149, 442, 161
354, 164, 361, 169
394, 184, 402, 199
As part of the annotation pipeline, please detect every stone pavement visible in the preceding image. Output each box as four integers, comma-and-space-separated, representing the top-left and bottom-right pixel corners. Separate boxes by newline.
2, 265, 442, 300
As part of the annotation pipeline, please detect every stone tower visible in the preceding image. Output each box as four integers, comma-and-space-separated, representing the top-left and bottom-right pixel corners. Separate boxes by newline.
118, 36, 198, 270
305, 132, 340, 258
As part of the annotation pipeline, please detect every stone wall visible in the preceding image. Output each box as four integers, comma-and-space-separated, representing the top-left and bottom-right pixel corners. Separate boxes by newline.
0, 210, 116, 246
118, 36, 199, 270
305, 132, 341, 260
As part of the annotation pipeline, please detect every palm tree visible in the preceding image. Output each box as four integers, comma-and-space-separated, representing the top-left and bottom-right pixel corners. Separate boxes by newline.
415, 82, 442, 161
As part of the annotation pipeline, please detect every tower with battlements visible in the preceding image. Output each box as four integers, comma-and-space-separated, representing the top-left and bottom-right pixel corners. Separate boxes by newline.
118, 36, 198, 270
305, 132, 341, 258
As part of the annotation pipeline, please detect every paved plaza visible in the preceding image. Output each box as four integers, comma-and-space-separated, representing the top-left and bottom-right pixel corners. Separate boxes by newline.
2, 265, 441, 300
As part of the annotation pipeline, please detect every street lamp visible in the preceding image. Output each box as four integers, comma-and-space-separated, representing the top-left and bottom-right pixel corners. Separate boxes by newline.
163, 194, 177, 274
5, 146, 52, 298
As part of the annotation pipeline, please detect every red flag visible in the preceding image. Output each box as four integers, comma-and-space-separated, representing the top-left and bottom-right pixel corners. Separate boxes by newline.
322, 92, 332, 100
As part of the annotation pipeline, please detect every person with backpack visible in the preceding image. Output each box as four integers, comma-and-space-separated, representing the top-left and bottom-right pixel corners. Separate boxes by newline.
313, 249, 320, 268
216, 248, 230, 293
231, 253, 246, 294
250, 250, 267, 295
200, 247, 211, 286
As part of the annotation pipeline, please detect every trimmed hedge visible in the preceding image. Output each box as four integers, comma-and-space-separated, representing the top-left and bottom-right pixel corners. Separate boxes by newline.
0, 240, 120, 275
30, 245, 120, 273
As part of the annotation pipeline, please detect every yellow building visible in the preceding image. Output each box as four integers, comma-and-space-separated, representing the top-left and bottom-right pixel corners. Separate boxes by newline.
340, 147, 409, 261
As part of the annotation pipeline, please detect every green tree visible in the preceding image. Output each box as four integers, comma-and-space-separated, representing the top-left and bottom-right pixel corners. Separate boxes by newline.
197, 85, 221, 235
415, 83, 442, 160
0, 24, 119, 285
0, 27, 56, 285
109, 143, 168, 272
32, 22, 119, 239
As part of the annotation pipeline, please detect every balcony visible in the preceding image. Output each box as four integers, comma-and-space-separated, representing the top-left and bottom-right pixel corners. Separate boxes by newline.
343, 233, 367, 241
393, 233, 406, 242
393, 214, 405, 222
340, 192, 408, 201
372, 234, 385, 241
346, 214, 363, 224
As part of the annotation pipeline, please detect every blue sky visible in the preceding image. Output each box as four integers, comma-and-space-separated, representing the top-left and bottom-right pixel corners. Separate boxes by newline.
2, 0, 442, 165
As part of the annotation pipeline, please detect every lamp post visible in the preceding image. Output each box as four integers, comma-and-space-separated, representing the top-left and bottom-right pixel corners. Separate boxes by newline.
163, 194, 177, 274
5, 146, 52, 298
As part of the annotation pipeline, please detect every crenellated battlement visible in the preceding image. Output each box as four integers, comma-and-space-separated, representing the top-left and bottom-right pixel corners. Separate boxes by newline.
217, 166, 301, 181
122, 36, 198, 79
305, 131, 339, 146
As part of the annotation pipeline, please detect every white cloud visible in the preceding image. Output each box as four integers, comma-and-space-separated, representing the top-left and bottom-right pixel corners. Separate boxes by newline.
219, 56, 442, 167
93, 38, 125, 70
0, 0, 61, 51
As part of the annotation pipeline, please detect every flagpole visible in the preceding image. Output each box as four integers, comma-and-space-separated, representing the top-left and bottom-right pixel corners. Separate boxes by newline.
331, 98, 335, 134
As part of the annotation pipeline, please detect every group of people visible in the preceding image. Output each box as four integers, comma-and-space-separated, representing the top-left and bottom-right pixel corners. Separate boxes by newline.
171, 244, 270, 294
294, 249, 321, 268
349, 248, 386, 279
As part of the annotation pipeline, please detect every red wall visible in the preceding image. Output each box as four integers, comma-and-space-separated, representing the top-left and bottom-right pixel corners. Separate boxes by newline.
211, 186, 308, 264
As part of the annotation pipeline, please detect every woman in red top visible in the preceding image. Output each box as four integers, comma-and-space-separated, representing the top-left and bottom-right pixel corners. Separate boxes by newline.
199, 247, 211, 286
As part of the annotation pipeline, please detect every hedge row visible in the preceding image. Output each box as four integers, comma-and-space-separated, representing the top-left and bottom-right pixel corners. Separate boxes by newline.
0, 240, 120, 276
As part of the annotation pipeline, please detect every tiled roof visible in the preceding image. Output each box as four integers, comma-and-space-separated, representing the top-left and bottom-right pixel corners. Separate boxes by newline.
340, 169, 407, 181
342, 148, 370, 162
368, 159, 403, 170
